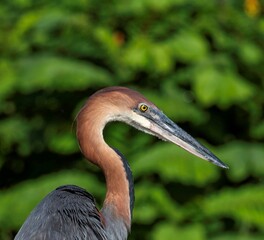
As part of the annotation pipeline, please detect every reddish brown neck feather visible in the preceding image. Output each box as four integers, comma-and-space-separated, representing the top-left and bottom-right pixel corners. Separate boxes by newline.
76, 87, 157, 229
76, 91, 134, 228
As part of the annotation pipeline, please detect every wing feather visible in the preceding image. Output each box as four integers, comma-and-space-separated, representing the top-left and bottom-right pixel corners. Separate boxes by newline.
15, 185, 107, 240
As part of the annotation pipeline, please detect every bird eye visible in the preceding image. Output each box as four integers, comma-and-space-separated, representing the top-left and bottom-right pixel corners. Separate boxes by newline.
139, 103, 148, 112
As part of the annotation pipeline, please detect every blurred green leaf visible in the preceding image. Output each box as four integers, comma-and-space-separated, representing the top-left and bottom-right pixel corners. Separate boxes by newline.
123, 37, 175, 73
202, 184, 264, 228
45, 125, 78, 154
193, 62, 254, 107
0, 116, 31, 155
134, 182, 182, 224
250, 121, 264, 140
0, 60, 16, 101
170, 31, 209, 62
132, 142, 220, 186
15, 56, 112, 93
212, 233, 264, 240
151, 222, 205, 240
217, 141, 264, 181
239, 42, 262, 65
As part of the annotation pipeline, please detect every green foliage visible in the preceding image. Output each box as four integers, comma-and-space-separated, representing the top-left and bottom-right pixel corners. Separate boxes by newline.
218, 142, 264, 182
134, 182, 182, 224
0, 0, 264, 239
202, 185, 264, 228
16, 56, 112, 92
212, 233, 264, 240
193, 63, 254, 107
151, 223, 205, 240
132, 143, 220, 186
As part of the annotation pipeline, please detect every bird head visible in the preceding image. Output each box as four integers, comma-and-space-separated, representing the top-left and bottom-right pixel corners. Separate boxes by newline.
79, 86, 228, 169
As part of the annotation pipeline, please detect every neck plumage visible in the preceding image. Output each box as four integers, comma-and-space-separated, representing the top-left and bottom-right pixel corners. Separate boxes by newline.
77, 109, 134, 239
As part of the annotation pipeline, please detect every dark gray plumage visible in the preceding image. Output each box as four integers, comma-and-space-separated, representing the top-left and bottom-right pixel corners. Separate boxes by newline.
15, 185, 107, 240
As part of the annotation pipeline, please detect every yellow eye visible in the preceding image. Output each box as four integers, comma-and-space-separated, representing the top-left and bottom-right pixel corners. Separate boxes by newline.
139, 104, 148, 112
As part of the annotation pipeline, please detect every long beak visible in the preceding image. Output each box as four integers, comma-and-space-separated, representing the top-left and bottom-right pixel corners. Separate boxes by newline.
147, 109, 228, 169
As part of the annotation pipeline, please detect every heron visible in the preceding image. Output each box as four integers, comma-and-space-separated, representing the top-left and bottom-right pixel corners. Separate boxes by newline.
15, 86, 228, 240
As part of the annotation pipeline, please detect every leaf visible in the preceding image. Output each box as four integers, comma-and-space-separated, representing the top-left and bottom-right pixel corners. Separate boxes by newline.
0, 60, 16, 101
133, 182, 183, 224
216, 141, 264, 181
131, 142, 220, 186
239, 42, 262, 65
212, 233, 264, 240
170, 31, 209, 62
146, 0, 186, 12
15, 56, 112, 93
250, 121, 264, 140
123, 36, 153, 70
202, 184, 264, 228
45, 125, 78, 155
123, 37, 174, 73
193, 62, 254, 107
0, 116, 31, 155
151, 222, 205, 240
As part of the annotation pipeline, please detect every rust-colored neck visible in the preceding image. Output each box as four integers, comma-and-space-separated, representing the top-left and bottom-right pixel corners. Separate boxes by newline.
76, 105, 132, 230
